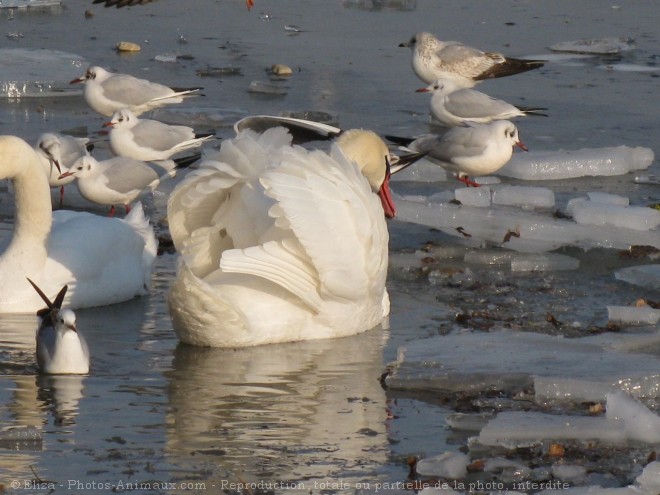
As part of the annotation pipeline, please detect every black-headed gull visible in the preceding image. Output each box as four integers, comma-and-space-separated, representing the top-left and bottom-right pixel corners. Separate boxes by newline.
386, 120, 527, 186
399, 32, 545, 87
28, 279, 90, 375
60, 153, 199, 215
166, 127, 425, 347
104, 108, 215, 161
70, 66, 202, 118
417, 78, 547, 127
92, 0, 255, 10
35, 133, 93, 207
0, 135, 157, 313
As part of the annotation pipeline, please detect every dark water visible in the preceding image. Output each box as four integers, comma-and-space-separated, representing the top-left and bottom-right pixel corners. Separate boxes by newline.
0, 0, 658, 493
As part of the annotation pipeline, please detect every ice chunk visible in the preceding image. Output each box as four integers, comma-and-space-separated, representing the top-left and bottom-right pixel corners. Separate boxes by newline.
551, 464, 587, 482
454, 186, 491, 207
416, 451, 469, 479
445, 412, 493, 431
0, 48, 85, 97
0, 425, 42, 449
615, 265, 660, 291
607, 305, 660, 325
598, 63, 660, 73
498, 146, 654, 181
385, 331, 660, 402
549, 37, 636, 54
492, 186, 555, 209
605, 391, 660, 443
394, 196, 660, 253
0, 0, 60, 7
586, 192, 629, 206
391, 157, 448, 182
510, 253, 579, 272
636, 462, 660, 492
476, 411, 627, 447
247, 80, 287, 95
570, 201, 660, 231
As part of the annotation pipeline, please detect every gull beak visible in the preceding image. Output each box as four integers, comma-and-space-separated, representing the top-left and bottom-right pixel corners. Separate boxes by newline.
246, 0, 254, 9
58, 171, 74, 180
515, 140, 529, 152
70, 77, 84, 84
102, 121, 114, 128
415, 87, 430, 93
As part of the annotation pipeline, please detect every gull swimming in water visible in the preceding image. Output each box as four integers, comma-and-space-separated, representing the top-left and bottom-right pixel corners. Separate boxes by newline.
399, 32, 545, 87
166, 126, 425, 347
28, 279, 90, 375
417, 78, 547, 127
103, 108, 215, 161
386, 120, 527, 186
70, 66, 202, 118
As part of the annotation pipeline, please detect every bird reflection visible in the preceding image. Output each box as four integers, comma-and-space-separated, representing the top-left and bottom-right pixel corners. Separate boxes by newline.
165, 328, 389, 486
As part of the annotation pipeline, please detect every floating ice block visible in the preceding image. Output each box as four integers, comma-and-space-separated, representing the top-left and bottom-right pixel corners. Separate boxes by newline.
615, 265, 660, 291
454, 186, 491, 207
607, 305, 660, 325
605, 391, 660, 443
416, 451, 469, 479
0, 48, 85, 97
499, 146, 654, 180
492, 186, 555, 209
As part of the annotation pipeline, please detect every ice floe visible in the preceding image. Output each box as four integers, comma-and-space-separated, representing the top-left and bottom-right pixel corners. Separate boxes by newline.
549, 37, 637, 55
385, 330, 660, 403
498, 146, 654, 181
0, 48, 85, 97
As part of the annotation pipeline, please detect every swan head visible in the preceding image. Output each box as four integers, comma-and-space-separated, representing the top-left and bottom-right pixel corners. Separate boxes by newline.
335, 129, 396, 218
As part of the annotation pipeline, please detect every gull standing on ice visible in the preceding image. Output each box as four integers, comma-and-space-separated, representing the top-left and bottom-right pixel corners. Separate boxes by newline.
28, 279, 90, 375
386, 121, 527, 186
60, 153, 199, 215
70, 66, 202, 117
104, 108, 215, 161
399, 32, 545, 87
0, 135, 157, 314
166, 127, 425, 347
92, 0, 255, 10
35, 133, 93, 206
417, 78, 547, 127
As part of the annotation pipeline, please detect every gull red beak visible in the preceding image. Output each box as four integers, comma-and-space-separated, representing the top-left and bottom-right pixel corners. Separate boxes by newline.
102, 121, 114, 128
378, 160, 396, 219
516, 140, 528, 152
70, 77, 84, 84
415, 87, 430, 93
246, 0, 254, 10
58, 171, 74, 180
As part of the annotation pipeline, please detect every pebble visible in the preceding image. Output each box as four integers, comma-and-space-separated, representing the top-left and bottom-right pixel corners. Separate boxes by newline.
116, 41, 141, 53
271, 63, 293, 76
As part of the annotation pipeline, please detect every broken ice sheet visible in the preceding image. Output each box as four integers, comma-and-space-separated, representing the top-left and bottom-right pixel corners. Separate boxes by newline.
394, 191, 660, 253
475, 392, 660, 449
498, 146, 654, 181
384, 330, 660, 403
0, 48, 85, 97
549, 37, 636, 54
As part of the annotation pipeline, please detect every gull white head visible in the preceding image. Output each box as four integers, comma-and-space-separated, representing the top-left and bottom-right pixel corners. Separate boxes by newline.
70, 65, 112, 85
104, 108, 138, 130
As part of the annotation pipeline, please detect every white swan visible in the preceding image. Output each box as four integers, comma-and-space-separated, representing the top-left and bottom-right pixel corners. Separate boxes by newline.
0, 135, 157, 314
167, 127, 400, 347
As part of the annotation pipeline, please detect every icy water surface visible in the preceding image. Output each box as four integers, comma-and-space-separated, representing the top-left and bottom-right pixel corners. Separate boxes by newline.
0, 0, 659, 494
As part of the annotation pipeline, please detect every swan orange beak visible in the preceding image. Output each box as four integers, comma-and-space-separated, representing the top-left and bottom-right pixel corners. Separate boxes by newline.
378, 160, 396, 219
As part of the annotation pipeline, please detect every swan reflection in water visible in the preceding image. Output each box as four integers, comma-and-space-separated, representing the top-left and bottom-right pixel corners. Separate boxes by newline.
165, 326, 390, 487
